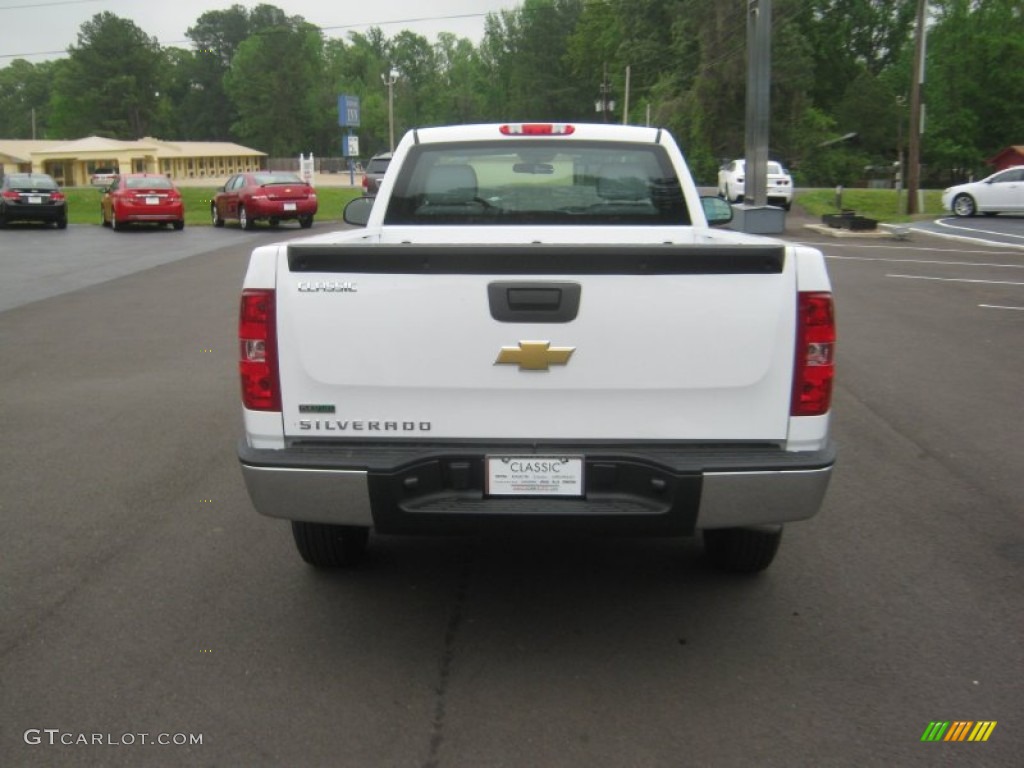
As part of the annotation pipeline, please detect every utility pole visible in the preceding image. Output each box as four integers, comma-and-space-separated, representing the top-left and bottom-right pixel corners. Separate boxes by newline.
906, 0, 927, 214
381, 68, 399, 152
743, 0, 771, 209
595, 63, 615, 123
734, 0, 784, 234
622, 65, 631, 125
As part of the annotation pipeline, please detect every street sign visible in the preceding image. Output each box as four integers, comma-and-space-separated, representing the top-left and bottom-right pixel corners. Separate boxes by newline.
338, 95, 360, 127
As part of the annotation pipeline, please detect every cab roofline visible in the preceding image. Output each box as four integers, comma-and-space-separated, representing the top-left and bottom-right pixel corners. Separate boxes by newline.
407, 123, 664, 146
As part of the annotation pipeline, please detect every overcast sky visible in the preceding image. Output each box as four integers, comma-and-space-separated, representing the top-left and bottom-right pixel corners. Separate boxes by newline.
0, 0, 519, 64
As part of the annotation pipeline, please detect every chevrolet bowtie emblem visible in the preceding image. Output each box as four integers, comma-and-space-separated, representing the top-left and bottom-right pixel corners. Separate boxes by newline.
495, 341, 575, 371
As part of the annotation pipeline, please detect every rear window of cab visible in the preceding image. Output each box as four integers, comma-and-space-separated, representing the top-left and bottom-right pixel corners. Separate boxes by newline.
384, 140, 689, 226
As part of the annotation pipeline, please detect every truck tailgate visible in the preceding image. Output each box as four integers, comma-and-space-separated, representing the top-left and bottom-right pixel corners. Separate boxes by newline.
276, 243, 795, 442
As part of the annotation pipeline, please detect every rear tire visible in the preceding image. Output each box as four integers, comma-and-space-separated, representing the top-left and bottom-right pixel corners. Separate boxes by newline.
172, 219, 184, 231
211, 204, 224, 227
56, 216, 68, 230
239, 205, 255, 230
299, 215, 314, 229
291, 522, 369, 567
703, 525, 782, 573
111, 209, 122, 231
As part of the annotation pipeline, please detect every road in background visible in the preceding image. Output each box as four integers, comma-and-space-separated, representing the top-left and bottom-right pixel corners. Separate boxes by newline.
1, 223, 1021, 766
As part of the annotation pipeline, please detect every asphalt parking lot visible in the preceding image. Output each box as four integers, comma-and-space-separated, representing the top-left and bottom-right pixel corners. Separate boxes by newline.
1, 213, 1021, 766
913, 213, 1024, 249
0, 220, 342, 313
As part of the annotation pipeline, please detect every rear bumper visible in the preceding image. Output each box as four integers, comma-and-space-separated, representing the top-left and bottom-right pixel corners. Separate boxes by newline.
238, 440, 835, 535
248, 200, 317, 219
117, 204, 183, 221
1, 202, 66, 222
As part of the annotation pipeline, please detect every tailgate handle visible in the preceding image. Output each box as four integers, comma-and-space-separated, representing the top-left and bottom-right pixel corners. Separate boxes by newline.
488, 281, 581, 323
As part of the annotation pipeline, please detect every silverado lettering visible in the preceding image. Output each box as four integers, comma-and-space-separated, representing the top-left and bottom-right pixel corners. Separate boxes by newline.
298, 420, 431, 431
238, 123, 836, 574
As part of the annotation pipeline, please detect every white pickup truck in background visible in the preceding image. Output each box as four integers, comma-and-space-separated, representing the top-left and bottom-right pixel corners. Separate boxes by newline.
237, 123, 836, 573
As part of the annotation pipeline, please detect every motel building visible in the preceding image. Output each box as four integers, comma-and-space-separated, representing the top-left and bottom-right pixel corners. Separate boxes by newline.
0, 135, 266, 186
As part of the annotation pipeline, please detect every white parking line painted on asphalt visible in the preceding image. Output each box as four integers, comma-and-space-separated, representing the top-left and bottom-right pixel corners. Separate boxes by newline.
827, 254, 1024, 269
935, 218, 1024, 241
979, 304, 1024, 311
915, 219, 1024, 250
887, 274, 1024, 286
791, 240, 1020, 256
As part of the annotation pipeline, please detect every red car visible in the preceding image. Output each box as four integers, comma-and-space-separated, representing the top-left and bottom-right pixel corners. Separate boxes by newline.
101, 174, 185, 231
211, 171, 317, 230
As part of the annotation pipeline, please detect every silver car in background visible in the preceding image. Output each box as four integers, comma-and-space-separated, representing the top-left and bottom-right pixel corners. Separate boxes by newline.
360, 152, 392, 197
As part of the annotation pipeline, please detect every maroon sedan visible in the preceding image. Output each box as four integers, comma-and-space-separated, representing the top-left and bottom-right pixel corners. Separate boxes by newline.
101, 174, 185, 231
212, 171, 317, 230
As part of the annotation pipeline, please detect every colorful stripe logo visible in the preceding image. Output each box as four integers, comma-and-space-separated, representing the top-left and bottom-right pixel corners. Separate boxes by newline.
921, 721, 997, 742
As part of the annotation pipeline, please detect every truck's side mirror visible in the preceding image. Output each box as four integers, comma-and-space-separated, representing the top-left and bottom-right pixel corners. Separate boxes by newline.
701, 195, 733, 226
343, 197, 373, 227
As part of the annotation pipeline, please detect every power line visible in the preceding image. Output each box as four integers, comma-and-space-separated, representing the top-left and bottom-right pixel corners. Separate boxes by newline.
0, 0, 103, 9
0, 8, 499, 60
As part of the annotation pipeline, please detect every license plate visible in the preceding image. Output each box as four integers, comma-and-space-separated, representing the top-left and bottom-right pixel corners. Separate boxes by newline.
28, 195, 42, 204
283, 202, 297, 211
486, 455, 584, 497
146, 196, 159, 205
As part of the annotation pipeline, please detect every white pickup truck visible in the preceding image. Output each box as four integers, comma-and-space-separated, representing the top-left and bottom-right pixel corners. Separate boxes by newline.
237, 123, 836, 573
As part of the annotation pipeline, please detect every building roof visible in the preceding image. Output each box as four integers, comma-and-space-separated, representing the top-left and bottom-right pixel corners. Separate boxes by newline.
0, 139, 63, 163
986, 145, 1024, 164
141, 138, 267, 158
0, 136, 266, 161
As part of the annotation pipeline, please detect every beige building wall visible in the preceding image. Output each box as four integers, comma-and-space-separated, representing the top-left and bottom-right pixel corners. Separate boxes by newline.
0, 137, 266, 186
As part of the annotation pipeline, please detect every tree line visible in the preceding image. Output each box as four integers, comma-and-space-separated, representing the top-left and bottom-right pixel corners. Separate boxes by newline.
1, 0, 1021, 186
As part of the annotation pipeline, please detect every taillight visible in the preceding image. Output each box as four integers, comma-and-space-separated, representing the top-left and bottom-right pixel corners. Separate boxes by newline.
500, 124, 575, 136
239, 289, 281, 411
791, 292, 835, 417
2, 190, 19, 200
50, 191, 66, 201
361, 175, 369, 191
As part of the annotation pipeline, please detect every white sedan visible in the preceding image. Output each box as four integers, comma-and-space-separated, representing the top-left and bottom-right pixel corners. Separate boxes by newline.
717, 159, 793, 210
942, 166, 1024, 217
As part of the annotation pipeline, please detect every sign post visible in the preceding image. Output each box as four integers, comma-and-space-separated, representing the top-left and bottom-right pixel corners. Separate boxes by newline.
338, 95, 361, 186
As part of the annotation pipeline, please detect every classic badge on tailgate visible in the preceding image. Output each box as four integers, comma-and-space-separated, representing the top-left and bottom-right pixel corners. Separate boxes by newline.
494, 341, 575, 371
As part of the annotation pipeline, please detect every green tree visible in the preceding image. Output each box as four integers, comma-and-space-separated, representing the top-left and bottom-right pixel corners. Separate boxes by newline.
480, 0, 588, 121
389, 31, 441, 130
435, 32, 487, 125
0, 59, 56, 138
49, 13, 164, 138
224, 19, 324, 155
925, 0, 1024, 178
183, 4, 253, 140
794, 0, 917, 112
